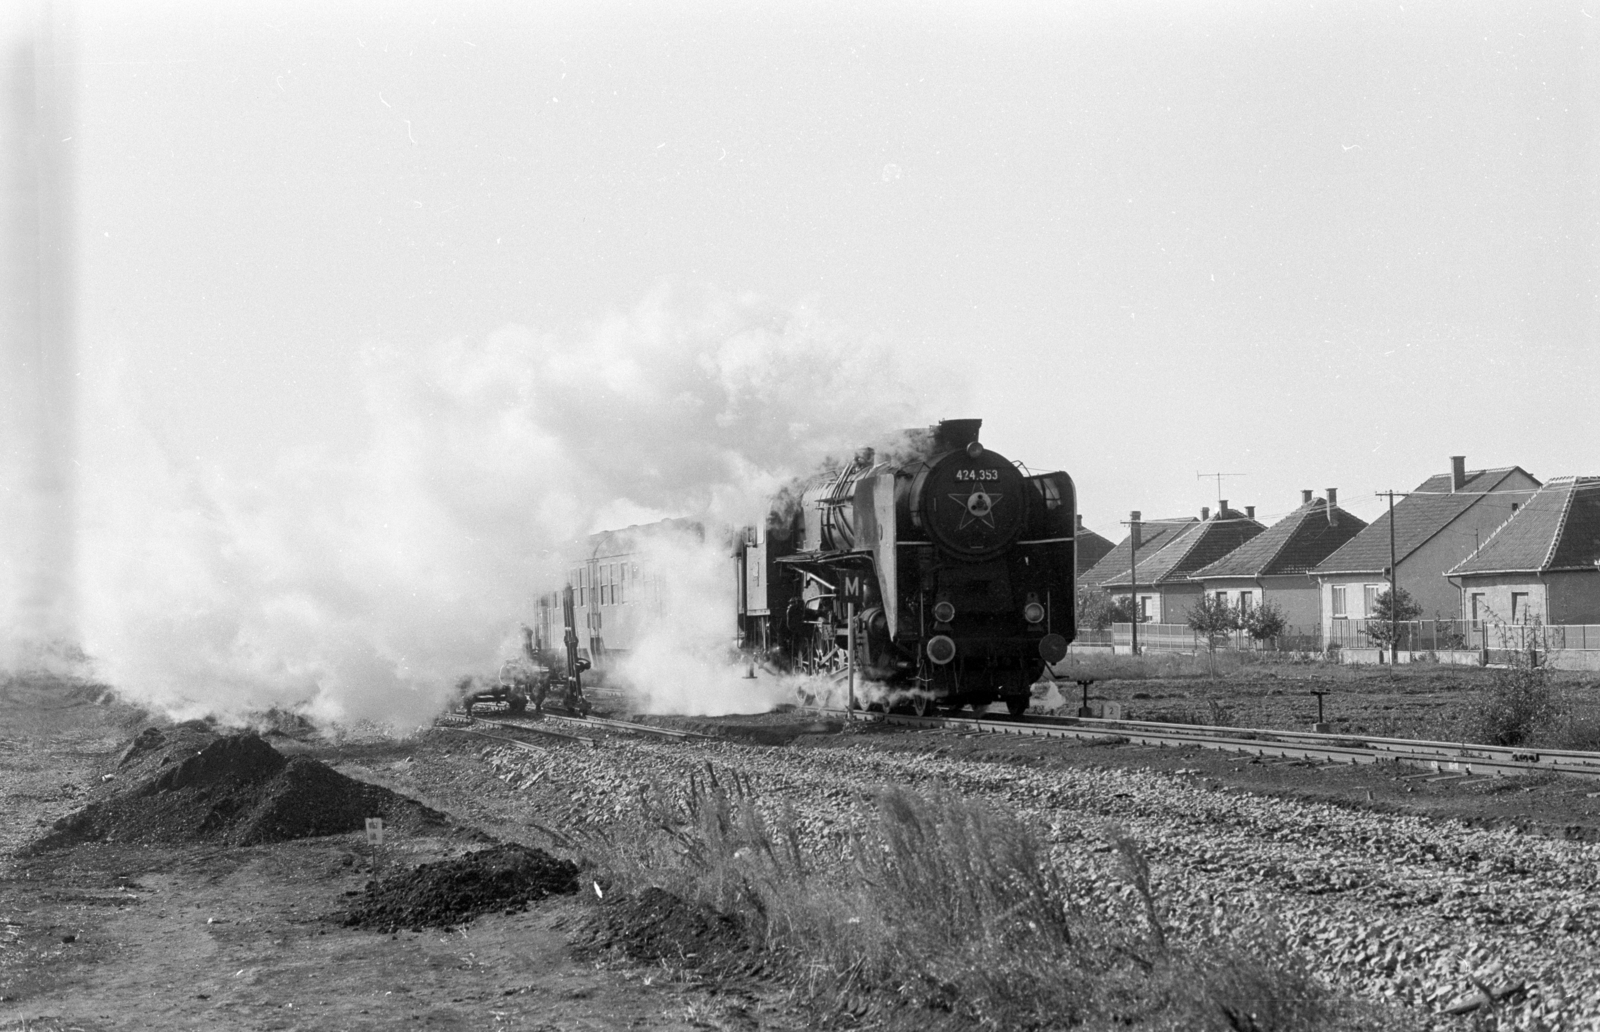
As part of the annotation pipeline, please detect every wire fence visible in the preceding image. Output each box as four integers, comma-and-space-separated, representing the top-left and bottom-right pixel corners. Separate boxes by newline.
1107, 623, 1321, 654
1326, 620, 1600, 653
1095, 619, 1600, 655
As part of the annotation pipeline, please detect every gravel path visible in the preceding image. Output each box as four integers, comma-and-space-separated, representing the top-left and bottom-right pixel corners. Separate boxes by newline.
480, 733, 1600, 1030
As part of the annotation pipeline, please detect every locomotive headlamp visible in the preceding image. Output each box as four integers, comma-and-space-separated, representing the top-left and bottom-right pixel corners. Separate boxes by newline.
932, 600, 956, 624
965, 441, 984, 459
1023, 601, 1046, 625
926, 634, 957, 665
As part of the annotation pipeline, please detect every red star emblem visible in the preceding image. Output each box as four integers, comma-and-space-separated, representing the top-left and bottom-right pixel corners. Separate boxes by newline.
948, 488, 1003, 530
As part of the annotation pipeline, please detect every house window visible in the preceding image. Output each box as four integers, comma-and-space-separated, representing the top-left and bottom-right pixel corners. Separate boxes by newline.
1511, 592, 1529, 623
1332, 586, 1347, 619
1214, 590, 1227, 606
1239, 590, 1253, 612
1138, 596, 1150, 622
1470, 593, 1485, 622
1363, 585, 1379, 616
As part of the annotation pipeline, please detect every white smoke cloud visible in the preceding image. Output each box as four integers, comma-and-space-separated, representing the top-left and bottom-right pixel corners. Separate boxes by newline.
65, 285, 946, 725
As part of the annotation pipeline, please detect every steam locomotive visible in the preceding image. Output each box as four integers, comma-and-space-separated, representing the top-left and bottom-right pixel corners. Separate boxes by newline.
736, 418, 1076, 715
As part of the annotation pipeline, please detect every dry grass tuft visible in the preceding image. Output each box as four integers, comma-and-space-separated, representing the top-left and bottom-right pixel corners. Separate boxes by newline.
576, 767, 1376, 1029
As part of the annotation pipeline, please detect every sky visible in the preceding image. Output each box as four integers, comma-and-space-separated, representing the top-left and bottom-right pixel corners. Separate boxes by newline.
1, 0, 1596, 714
65, 0, 1599, 534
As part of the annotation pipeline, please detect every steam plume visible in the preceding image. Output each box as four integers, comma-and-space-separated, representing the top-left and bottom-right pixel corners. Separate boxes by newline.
68, 287, 940, 724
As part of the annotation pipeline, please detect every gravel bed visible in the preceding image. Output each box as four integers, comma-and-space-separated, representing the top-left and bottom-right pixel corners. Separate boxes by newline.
475, 733, 1600, 1030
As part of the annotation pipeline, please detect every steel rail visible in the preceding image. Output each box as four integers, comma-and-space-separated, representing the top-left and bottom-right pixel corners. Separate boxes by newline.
436, 714, 594, 745
435, 723, 585, 752
819, 709, 1600, 780
486, 711, 712, 741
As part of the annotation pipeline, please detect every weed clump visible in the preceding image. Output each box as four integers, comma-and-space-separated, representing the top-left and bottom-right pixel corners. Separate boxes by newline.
1467, 666, 1563, 746
1462, 666, 1600, 750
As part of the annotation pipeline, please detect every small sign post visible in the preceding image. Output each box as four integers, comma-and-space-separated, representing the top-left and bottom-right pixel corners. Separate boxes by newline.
365, 817, 385, 880
842, 573, 865, 717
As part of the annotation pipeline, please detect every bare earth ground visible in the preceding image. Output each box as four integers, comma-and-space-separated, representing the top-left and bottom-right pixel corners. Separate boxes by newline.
0, 676, 791, 1032
6, 663, 1600, 1031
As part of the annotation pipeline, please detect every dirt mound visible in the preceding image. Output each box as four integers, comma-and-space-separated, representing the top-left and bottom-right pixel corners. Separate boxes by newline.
29, 728, 452, 853
342, 844, 579, 932
574, 887, 753, 972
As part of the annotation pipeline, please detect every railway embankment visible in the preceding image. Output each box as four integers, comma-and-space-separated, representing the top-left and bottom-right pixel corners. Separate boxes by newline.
475, 720, 1600, 1029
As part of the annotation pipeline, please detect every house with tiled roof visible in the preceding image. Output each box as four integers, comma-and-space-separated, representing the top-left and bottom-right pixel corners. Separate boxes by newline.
1312, 456, 1539, 643
1078, 514, 1196, 594
1074, 516, 1115, 579
1099, 503, 1265, 624
1448, 477, 1600, 626
1190, 489, 1368, 631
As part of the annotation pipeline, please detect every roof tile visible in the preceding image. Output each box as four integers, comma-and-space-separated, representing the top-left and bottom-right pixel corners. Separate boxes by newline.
1450, 477, 1600, 575
1193, 499, 1369, 579
1314, 467, 1538, 575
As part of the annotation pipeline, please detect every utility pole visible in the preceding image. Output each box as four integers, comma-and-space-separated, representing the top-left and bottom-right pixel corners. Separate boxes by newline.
1196, 471, 1248, 506
1387, 490, 1398, 667
1127, 511, 1141, 655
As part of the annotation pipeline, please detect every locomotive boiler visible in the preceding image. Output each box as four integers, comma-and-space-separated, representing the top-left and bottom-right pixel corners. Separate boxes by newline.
737, 418, 1076, 715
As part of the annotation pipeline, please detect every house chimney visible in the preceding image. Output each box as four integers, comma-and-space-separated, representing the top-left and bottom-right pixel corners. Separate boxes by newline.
1451, 456, 1467, 492
1201, 506, 1210, 520
1075, 514, 1084, 531
1129, 511, 1141, 550
1326, 487, 1338, 508
1218, 499, 1228, 513
1302, 489, 1313, 505
1245, 505, 1255, 519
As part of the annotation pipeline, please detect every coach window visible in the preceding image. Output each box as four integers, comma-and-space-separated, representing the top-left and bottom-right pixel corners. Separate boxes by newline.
1331, 586, 1347, 619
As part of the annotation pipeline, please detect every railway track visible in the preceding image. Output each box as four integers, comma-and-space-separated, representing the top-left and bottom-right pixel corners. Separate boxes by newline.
822, 708, 1600, 782
435, 708, 711, 743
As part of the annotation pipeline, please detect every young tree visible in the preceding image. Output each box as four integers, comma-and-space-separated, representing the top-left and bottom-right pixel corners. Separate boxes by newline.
1243, 599, 1287, 648
1364, 587, 1423, 652
1186, 594, 1241, 673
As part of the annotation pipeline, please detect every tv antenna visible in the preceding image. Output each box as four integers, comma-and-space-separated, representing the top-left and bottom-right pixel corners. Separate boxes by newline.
1196, 471, 1248, 505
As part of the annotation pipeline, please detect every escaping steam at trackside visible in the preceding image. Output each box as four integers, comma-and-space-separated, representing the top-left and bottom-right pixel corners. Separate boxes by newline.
58, 288, 944, 726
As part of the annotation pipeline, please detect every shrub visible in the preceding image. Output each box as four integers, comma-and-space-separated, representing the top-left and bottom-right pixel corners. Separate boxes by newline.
1364, 588, 1422, 651
1078, 588, 1135, 631
1466, 666, 1562, 746
1243, 601, 1287, 647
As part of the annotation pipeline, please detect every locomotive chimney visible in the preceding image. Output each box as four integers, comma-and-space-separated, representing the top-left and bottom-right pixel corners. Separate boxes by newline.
1451, 455, 1467, 492
854, 446, 875, 467
933, 418, 983, 451
1302, 489, 1313, 505
1129, 511, 1141, 550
